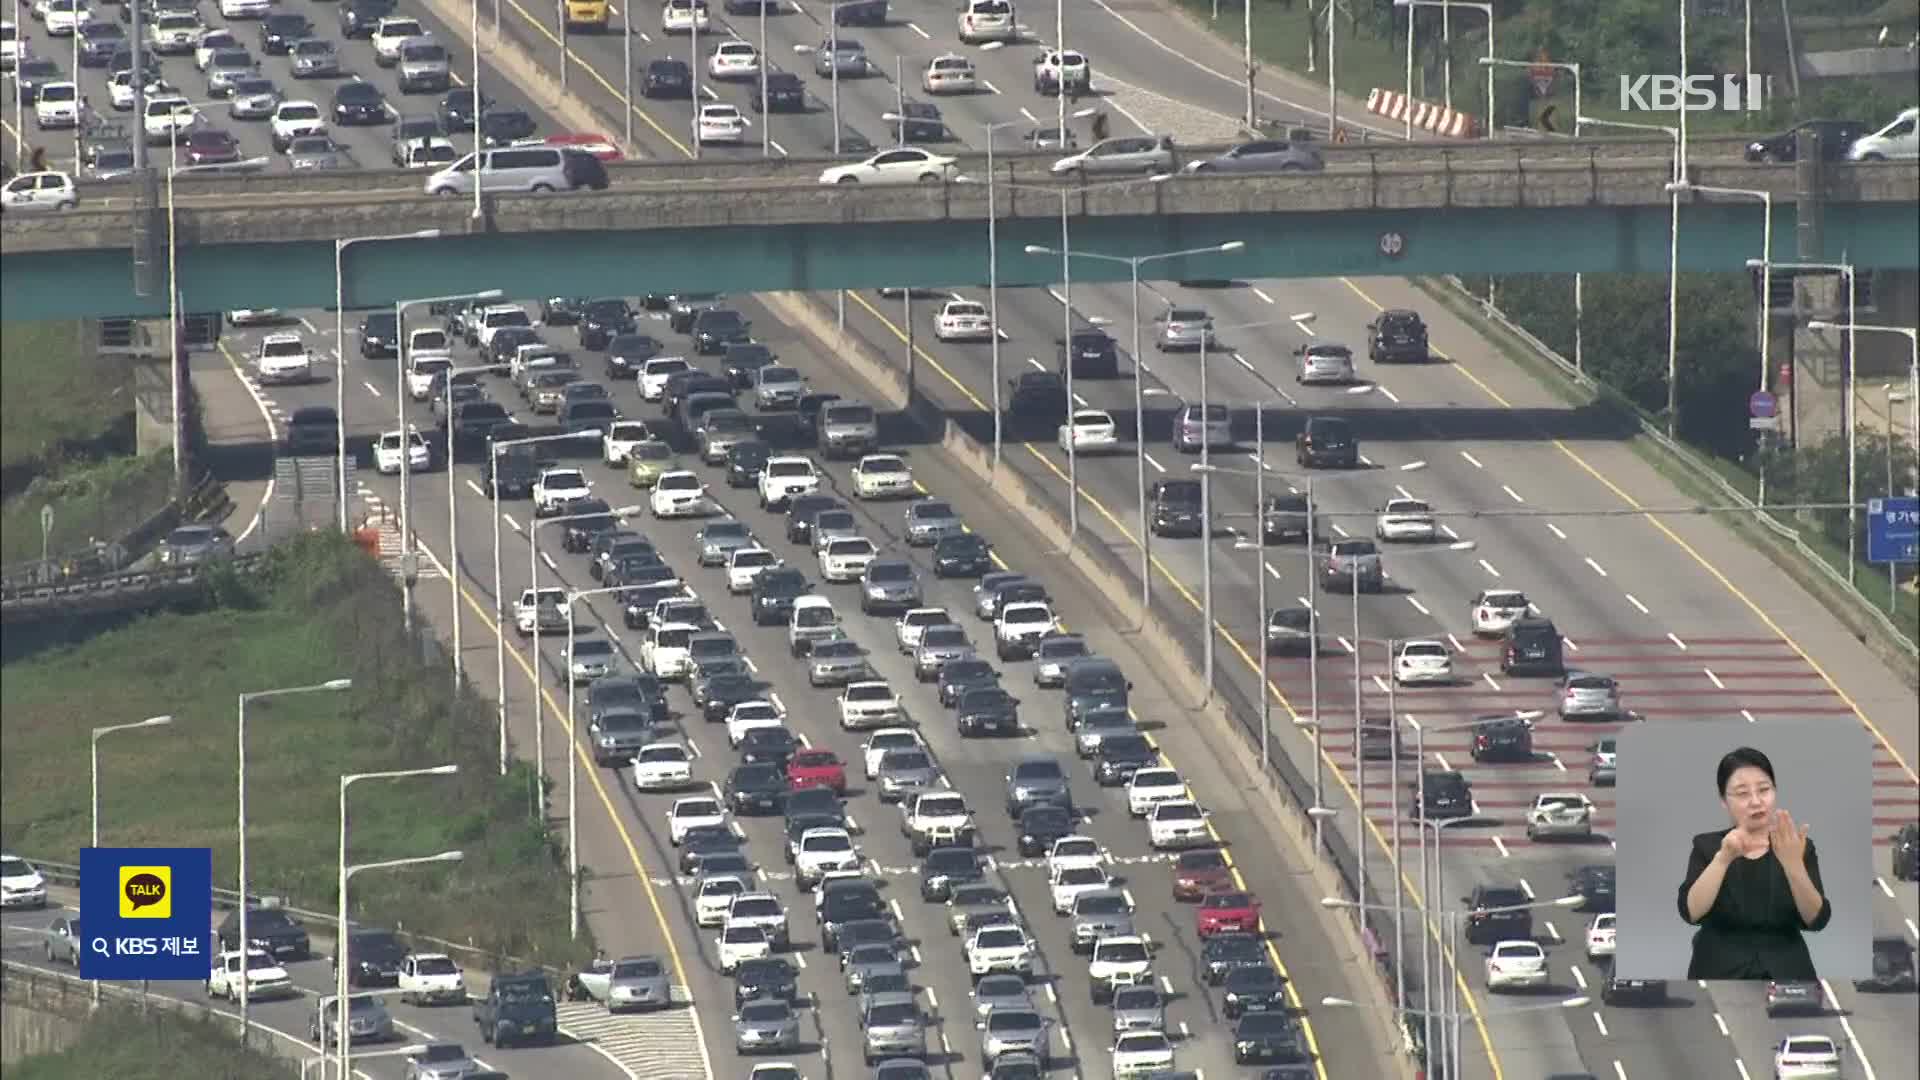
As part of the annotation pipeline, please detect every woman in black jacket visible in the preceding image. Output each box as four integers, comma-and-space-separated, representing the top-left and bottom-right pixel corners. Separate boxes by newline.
1677, 746, 1832, 980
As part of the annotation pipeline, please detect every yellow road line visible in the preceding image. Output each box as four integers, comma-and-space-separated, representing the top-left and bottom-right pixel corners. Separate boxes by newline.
850, 288, 1492, 1078
1336, 278, 1919, 785
500, 0, 694, 159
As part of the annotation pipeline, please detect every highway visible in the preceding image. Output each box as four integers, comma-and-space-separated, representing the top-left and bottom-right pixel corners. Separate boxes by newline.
0, 892, 630, 1078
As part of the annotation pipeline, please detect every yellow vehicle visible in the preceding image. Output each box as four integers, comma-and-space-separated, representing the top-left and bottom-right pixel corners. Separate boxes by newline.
565, 0, 610, 29
626, 441, 676, 488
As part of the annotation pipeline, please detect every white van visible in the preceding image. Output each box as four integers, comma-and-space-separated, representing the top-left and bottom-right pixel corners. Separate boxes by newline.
424, 146, 605, 195
1847, 107, 1918, 161
957, 0, 1015, 43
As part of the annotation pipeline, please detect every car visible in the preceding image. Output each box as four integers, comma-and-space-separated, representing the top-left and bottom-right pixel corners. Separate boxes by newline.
933, 299, 992, 342
861, 728, 923, 780
696, 102, 747, 144
1470, 589, 1532, 636
33, 80, 85, 129
667, 795, 727, 845
839, 680, 901, 730
1765, 979, 1824, 1017
1321, 538, 1383, 593
1059, 409, 1120, 453
733, 997, 800, 1051
1296, 341, 1356, 385
1201, 932, 1267, 984
1051, 133, 1176, 176
1046, 835, 1105, 877
753, 365, 806, 411
651, 469, 713, 518
1470, 714, 1534, 762
287, 134, 350, 171
875, 748, 941, 803
217, 906, 311, 958
1295, 415, 1358, 468
643, 57, 693, 97
1587, 737, 1618, 786
1110, 1031, 1175, 1077
1525, 792, 1595, 841
933, 533, 992, 577
403, 1042, 477, 1080
1049, 864, 1112, 915
1375, 498, 1436, 541
1145, 800, 1210, 850
1772, 1034, 1843, 1079
1584, 913, 1616, 962
374, 429, 432, 475
532, 466, 593, 516
733, 957, 799, 1007
1154, 307, 1215, 352
589, 955, 669, 1013
289, 37, 340, 78
1484, 939, 1548, 991
207, 948, 297, 1000
966, 924, 1035, 979
920, 52, 977, 94
1032, 47, 1090, 95
397, 952, 466, 1005
726, 700, 785, 748
1392, 640, 1453, 686
155, 520, 237, 565
819, 537, 878, 583
660, 0, 711, 33
1221, 964, 1285, 1018
860, 559, 922, 614
708, 39, 759, 80
1463, 885, 1532, 945
695, 873, 749, 927
1600, 961, 1667, 1006
312, 992, 397, 1046
695, 519, 755, 566
630, 741, 694, 791
1187, 138, 1324, 173
1846, 107, 1918, 162
758, 455, 820, 509
1368, 308, 1431, 363
1502, 616, 1566, 676
786, 748, 846, 793
852, 454, 914, 499
1196, 889, 1262, 937
1856, 936, 1918, 992
1125, 767, 1185, 817
819, 146, 957, 184
1559, 671, 1621, 719
0, 170, 79, 212
1232, 1011, 1309, 1068
727, 547, 780, 594
751, 70, 806, 111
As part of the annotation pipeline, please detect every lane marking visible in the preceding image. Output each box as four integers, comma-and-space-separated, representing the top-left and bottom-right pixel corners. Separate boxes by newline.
1460, 451, 1484, 469
1704, 668, 1725, 689
1713, 1012, 1729, 1037
1491, 836, 1509, 858
1667, 632, 1688, 651
363, 380, 382, 398
1377, 385, 1400, 403
1593, 1012, 1608, 1037
1500, 484, 1523, 503
1625, 594, 1650, 615
1584, 557, 1608, 577
1252, 287, 1275, 304
1477, 558, 1501, 578
1546, 523, 1568, 540
907, 20, 928, 38
1407, 597, 1429, 616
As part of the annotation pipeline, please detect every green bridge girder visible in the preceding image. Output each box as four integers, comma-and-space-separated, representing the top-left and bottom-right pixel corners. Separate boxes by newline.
2, 201, 1915, 319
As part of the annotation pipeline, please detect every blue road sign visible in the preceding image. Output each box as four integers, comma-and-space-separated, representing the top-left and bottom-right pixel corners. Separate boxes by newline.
1748, 390, 1777, 419
1867, 496, 1920, 564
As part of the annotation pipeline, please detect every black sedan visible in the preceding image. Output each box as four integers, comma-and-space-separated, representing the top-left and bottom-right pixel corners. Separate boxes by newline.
643, 58, 692, 99
577, 298, 637, 351
260, 12, 313, 54
751, 71, 806, 112
438, 88, 492, 131
933, 533, 993, 577
1233, 1011, 1311, 1068
332, 81, 389, 125
731, 957, 798, 1006
955, 687, 1020, 737
725, 763, 787, 816
480, 108, 537, 147
1015, 804, 1075, 858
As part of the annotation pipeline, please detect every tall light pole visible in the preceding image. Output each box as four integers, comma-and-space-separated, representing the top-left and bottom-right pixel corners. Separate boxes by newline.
89, 714, 173, 1005
1396, 0, 1493, 135
1488, 56, 1584, 367
394, 290, 502, 633
564, 583, 629, 940
236, 678, 352, 1045
1023, 238, 1242, 626
1675, 187, 1776, 400
334, 231, 444, 531
440, 362, 499, 695
757, 6, 769, 156
490, 431, 598, 777
1811, 321, 1919, 508
1583, 115, 1682, 435
690, 9, 701, 159
335, 766, 458, 1077
470, 0, 484, 221
1769, 261, 1860, 576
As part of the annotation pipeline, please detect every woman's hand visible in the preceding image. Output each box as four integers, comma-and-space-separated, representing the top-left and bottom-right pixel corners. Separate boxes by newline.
1770, 810, 1810, 868
1718, 828, 1746, 862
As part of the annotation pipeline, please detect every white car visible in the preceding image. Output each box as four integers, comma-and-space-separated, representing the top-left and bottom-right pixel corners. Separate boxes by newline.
206, 948, 296, 1000
603, 421, 654, 466
0, 171, 78, 212
922, 54, 977, 94
110, 71, 171, 110
1125, 768, 1185, 817
270, 100, 325, 149
374, 429, 431, 475
726, 893, 790, 947
533, 467, 593, 516
1145, 800, 1210, 850
1110, 1031, 1175, 1078
651, 470, 712, 518
696, 103, 747, 145
894, 608, 950, 653
639, 357, 692, 401
1773, 1035, 1843, 1079
793, 827, 860, 885
838, 681, 901, 730
695, 873, 750, 926
1048, 864, 1112, 915
33, 81, 83, 129
933, 299, 991, 341
371, 16, 426, 65
642, 622, 699, 679
852, 454, 913, 499
1058, 409, 1119, 453
1392, 640, 1454, 686
253, 333, 313, 385
818, 537, 878, 582
1584, 913, 1616, 961
397, 952, 466, 1005
726, 547, 780, 593
758, 456, 820, 509
1470, 589, 1531, 636
1296, 342, 1356, 385
818, 147, 958, 185
862, 728, 924, 780
1376, 498, 1437, 542
956, 0, 1016, 43
1484, 940, 1548, 992
406, 354, 453, 400
218, 0, 269, 17
514, 586, 569, 635
660, 0, 710, 33
1525, 792, 1595, 841
1046, 836, 1106, 876
725, 700, 785, 747
631, 742, 695, 791
1033, 49, 1090, 94
143, 95, 199, 142
707, 40, 759, 80
147, 12, 199, 54
715, 924, 771, 973
667, 795, 727, 846
0, 855, 47, 909
193, 30, 238, 71
42, 0, 86, 34
965, 925, 1035, 977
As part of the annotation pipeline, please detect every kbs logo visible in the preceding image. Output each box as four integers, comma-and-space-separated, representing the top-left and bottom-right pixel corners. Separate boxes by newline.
1618, 74, 1764, 113
119, 865, 172, 919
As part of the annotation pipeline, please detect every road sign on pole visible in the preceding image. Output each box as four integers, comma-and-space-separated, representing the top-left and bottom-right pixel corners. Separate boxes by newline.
1867, 496, 1919, 564
1748, 390, 1778, 419
1529, 49, 1556, 97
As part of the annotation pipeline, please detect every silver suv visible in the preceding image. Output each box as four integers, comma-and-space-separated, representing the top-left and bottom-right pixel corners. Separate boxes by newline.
820, 401, 880, 459
1171, 402, 1232, 452
1321, 538, 1384, 593
396, 37, 450, 92
978, 1006, 1051, 1068
1069, 888, 1135, 953
861, 999, 926, 1065
1004, 755, 1073, 818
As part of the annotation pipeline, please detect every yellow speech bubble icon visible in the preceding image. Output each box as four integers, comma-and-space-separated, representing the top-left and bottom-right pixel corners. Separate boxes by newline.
119, 865, 172, 919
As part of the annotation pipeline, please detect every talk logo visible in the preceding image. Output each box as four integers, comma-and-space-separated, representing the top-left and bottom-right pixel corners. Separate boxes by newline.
119, 865, 172, 919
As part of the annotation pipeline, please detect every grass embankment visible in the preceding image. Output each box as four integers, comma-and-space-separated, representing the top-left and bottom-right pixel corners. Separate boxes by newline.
6, 1006, 295, 1080
0, 319, 172, 563
0, 533, 595, 970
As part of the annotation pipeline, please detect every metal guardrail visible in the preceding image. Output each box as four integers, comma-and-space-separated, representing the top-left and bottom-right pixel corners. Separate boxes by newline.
1435, 274, 1918, 662
0, 551, 266, 615
0, 472, 227, 592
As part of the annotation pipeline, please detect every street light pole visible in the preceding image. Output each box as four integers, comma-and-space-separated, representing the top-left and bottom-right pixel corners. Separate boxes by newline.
565, 584, 628, 939
336, 766, 457, 1077
1673, 185, 1773, 400
1768, 261, 1860, 576
237, 679, 352, 1045
335, 231, 447, 534
982, 119, 1022, 473
90, 714, 173, 1006
441, 362, 494, 694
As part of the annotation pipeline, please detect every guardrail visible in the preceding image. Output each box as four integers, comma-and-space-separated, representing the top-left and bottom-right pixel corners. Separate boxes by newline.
1434, 274, 1919, 664
0, 551, 267, 620
0, 472, 228, 592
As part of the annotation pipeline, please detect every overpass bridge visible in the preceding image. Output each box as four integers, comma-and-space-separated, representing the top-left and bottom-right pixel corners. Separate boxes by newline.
1, 141, 1914, 317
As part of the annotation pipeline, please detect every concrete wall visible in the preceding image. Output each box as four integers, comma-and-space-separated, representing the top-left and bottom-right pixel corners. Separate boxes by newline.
0, 1002, 83, 1065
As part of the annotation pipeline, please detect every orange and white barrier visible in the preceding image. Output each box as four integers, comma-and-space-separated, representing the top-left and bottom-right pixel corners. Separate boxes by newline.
1365, 87, 1480, 139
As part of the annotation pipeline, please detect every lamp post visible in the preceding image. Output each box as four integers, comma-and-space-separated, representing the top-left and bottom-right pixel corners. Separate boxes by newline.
1394, 0, 1493, 136
335, 767, 458, 1077
1022, 239, 1244, 627
1884, 385, 1911, 605
564, 583, 630, 940
1769, 261, 1860, 578
1488, 57, 1584, 370
757, 4, 768, 156
334, 230, 444, 531
335, 851, 461, 1075
1669, 188, 1774, 400
1583, 116, 1684, 437
89, 713, 173, 1005
470, 0, 483, 220
490, 431, 600, 777
236, 678, 352, 1045
438, 362, 498, 694
527, 505, 641, 819
394, 290, 503, 633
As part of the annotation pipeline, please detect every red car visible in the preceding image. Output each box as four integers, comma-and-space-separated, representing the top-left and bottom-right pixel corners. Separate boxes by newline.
1171, 848, 1233, 902
1195, 890, 1262, 938
786, 748, 846, 794
184, 129, 241, 166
